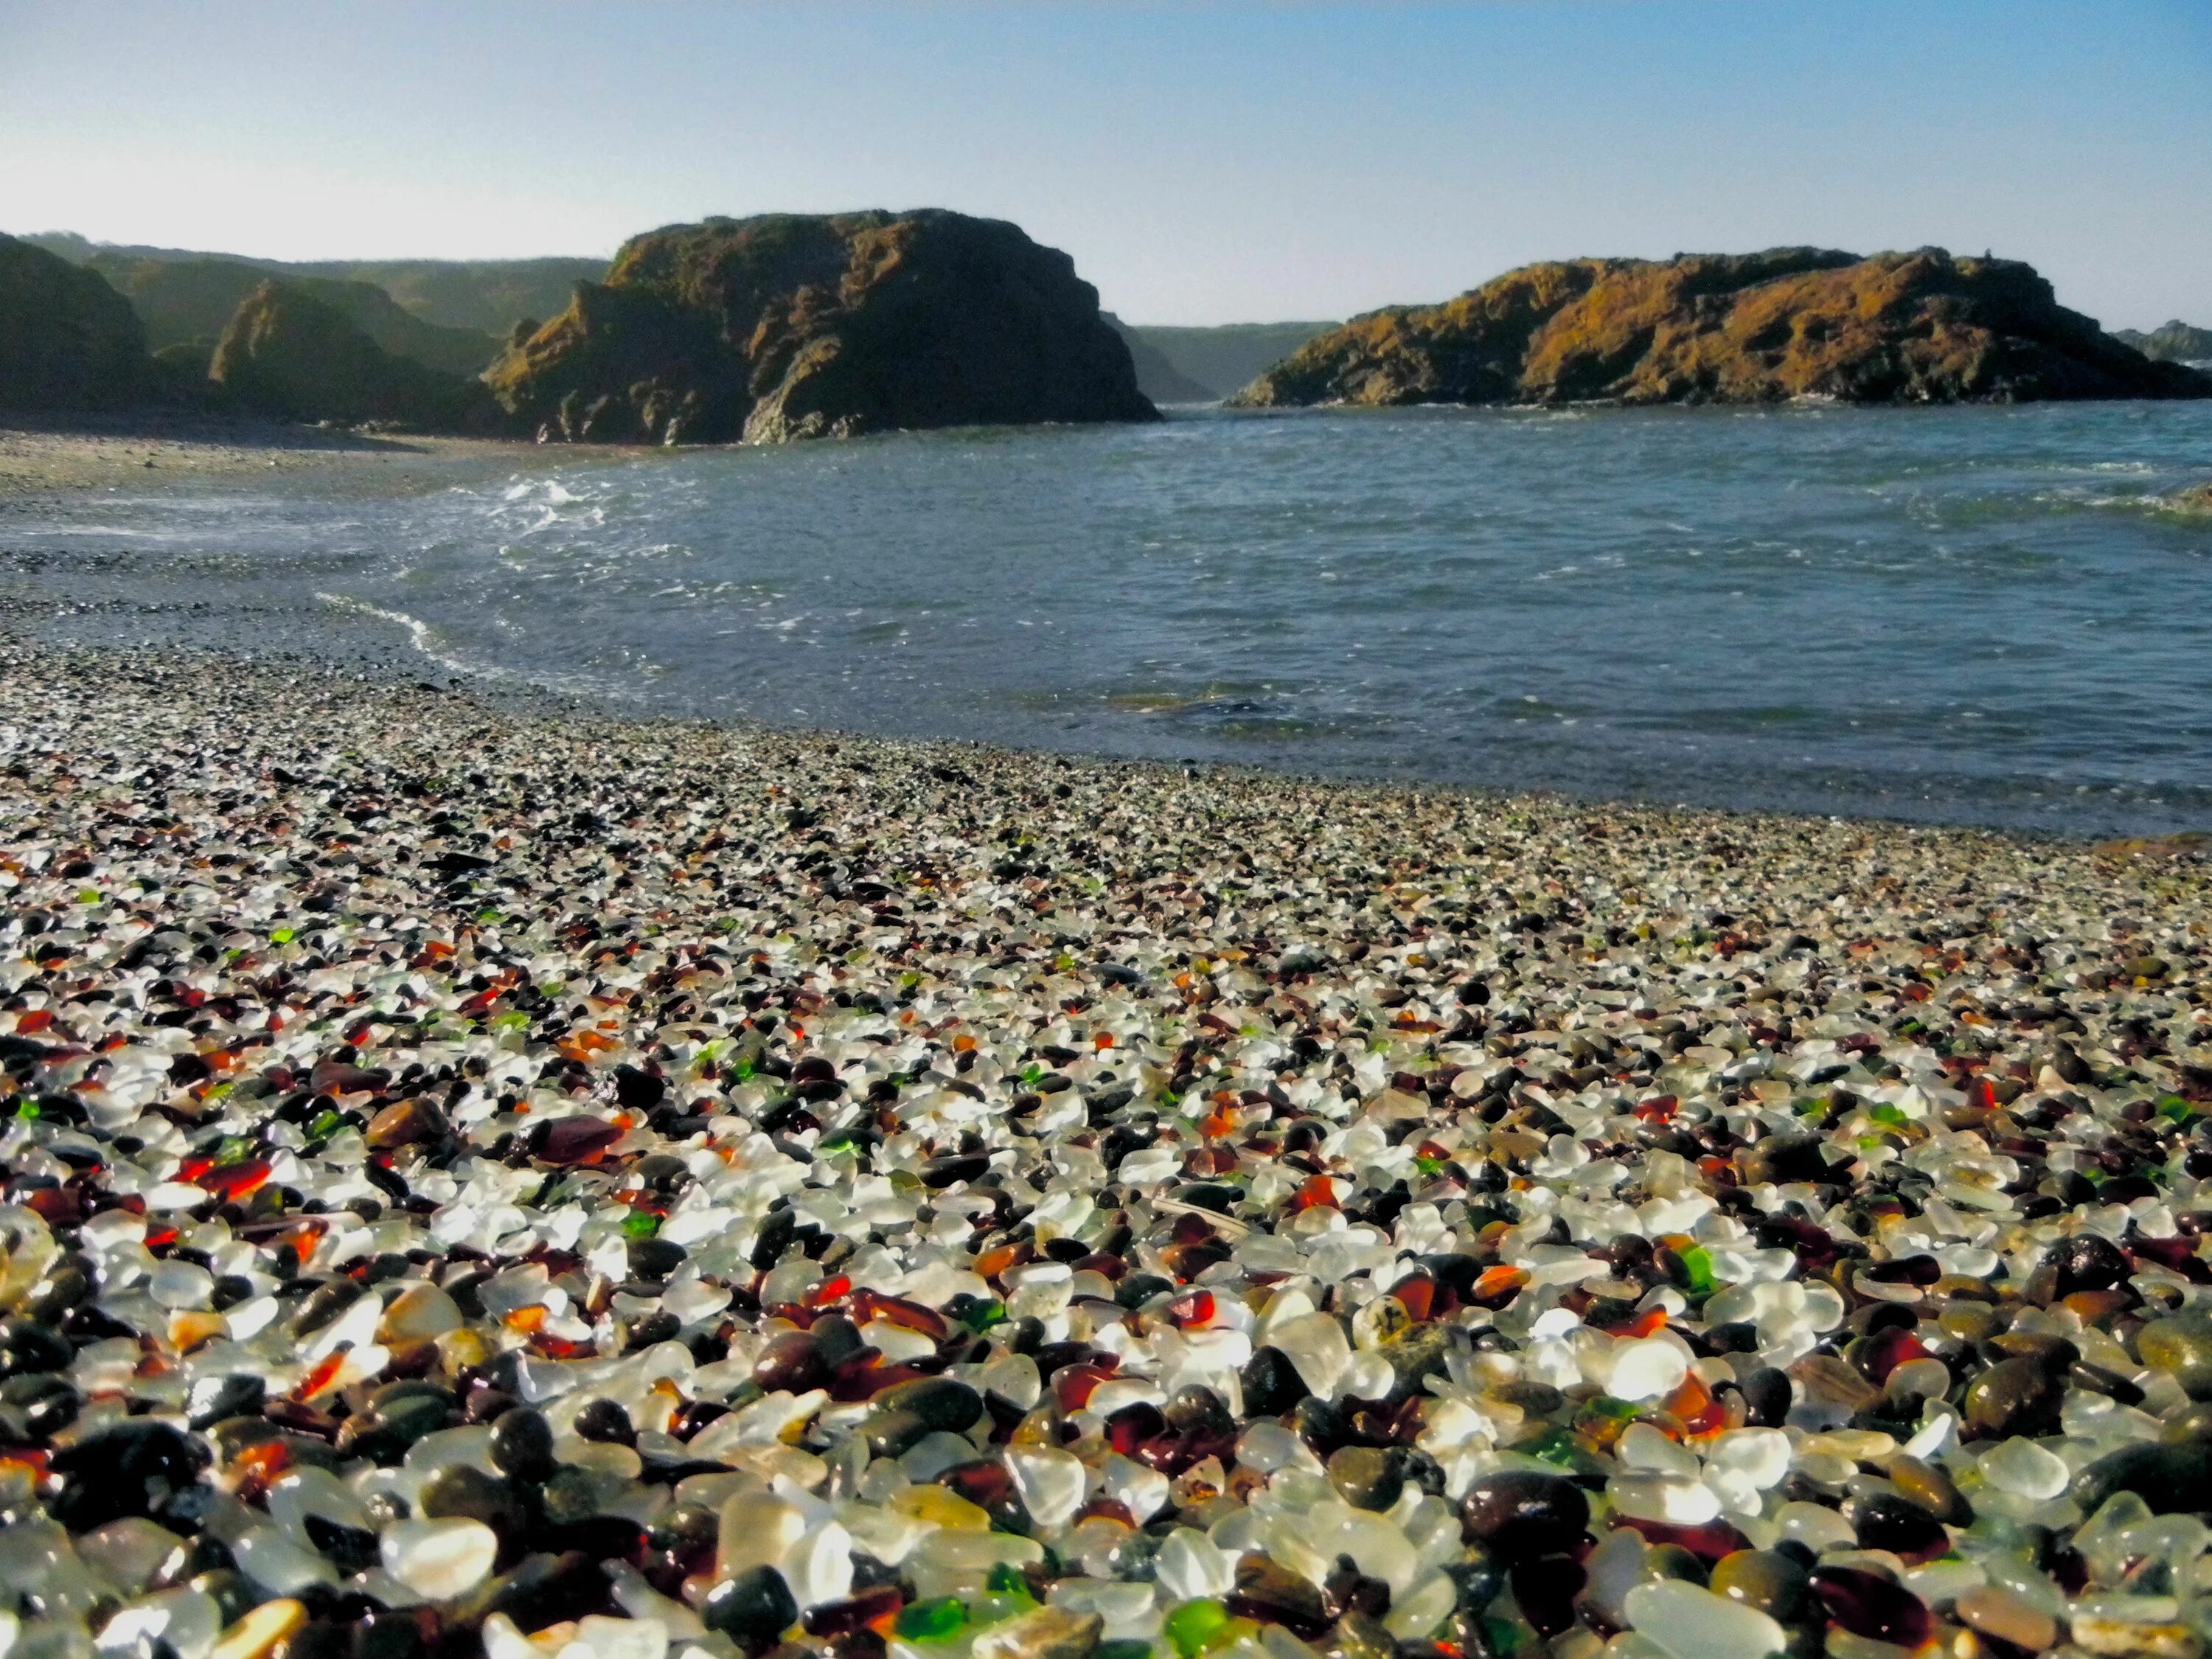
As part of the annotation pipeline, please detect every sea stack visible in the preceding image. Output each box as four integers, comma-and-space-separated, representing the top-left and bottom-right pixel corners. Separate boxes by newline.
484, 209, 1159, 443
1231, 247, 2212, 408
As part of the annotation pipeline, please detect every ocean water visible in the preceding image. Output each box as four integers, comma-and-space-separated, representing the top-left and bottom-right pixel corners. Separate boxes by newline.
7, 402, 2212, 835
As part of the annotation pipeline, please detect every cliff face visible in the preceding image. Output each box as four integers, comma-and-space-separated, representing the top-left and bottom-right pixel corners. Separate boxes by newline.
485, 210, 1157, 443
0, 233, 150, 410
1234, 248, 2212, 408
208, 280, 504, 431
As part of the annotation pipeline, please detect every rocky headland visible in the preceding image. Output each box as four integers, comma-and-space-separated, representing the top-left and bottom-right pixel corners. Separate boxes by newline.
1231, 248, 2212, 408
485, 210, 1158, 444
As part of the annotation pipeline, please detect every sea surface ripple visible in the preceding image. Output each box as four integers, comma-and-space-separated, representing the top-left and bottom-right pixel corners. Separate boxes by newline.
6, 401, 2212, 835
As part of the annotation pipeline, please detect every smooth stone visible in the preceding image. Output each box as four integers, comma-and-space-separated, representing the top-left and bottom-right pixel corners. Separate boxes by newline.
1623, 1579, 1786, 1659
1241, 1346, 1312, 1416
717, 1492, 807, 1580
874, 1377, 983, 1433
532, 1116, 624, 1166
1848, 1492, 1949, 1557
378, 1283, 464, 1343
1226, 1552, 1331, 1638
490, 1406, 559, 1482
970, 1607, 1103, 1659
2073, 1441, 2212, 1515
1708, 1549, 1809, 1621
2138, 1313, 2212, 1402
1326, 1447, 1403, 1513
418, 1464, 526, 1540
702, 1565, 801, 1648
1888, 1454, 1970, 1523
1577, 1531, 1648, 1632
1954, 1586, 2057, 1652
366, 1098, 449, 1150
2042, 1234, 2131, 1298
1458, 1471, 1590, 1560
1641, 1545, 1706, 1588
1976, 1438, 2067, 1502
860, 1406, 931, 1461
188, 1374, 265, 1430
1963, 1357, 2066, 1439
382, 1517, 498, 1599
1810, 1567, 1932, 1649
49, 1419, 204, 1529
335, 1392, 456, 1464
211, 1599, 307, 1659
2071, 1612, 2205, 1659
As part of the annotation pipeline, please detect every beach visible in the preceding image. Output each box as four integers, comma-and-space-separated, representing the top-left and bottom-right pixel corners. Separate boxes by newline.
5, 613, 2212, 1658
0, 414, 563, 498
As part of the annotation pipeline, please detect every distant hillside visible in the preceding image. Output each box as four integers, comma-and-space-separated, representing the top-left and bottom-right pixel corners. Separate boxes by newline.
24, 232, 603, 338
86, 254, 501, 378
2115, 320, 2212, 364
1234, 248, 2208, 408
0, 233, 150, 410
210, 279, 503, 430
1105, 315, 1212, 403
1121, 320, 1337, 400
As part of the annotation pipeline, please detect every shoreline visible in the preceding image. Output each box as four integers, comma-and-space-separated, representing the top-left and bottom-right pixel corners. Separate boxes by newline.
0, 411, 597, 498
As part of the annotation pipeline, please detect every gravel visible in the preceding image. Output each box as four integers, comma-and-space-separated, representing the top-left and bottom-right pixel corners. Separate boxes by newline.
2, 635, 2211, 1659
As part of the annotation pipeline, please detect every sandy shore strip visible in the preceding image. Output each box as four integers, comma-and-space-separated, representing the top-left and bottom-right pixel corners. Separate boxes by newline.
4, 633, 2212, 1659
0, 414, 592, 498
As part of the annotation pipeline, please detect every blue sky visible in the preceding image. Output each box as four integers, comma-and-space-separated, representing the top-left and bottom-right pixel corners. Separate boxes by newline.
3, 1, 2208, 327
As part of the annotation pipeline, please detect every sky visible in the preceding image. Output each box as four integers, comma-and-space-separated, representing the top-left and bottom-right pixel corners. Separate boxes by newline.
2, 1, 2208, 328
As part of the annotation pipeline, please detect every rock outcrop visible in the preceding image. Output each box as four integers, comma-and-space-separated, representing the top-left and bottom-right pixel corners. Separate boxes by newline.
1232, 248, 2211, 408
485, 210, 1157, 443
0, 232, 150, 410
2115, 320, 2212, 364
209, 280, 504, 431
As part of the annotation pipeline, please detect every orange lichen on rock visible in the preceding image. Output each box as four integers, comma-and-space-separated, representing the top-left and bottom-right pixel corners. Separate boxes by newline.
1231, 248, 2211, 408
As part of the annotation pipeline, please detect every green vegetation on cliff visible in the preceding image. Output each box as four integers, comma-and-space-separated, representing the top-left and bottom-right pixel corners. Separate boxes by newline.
209, 280, 502, 431
88, 255, 502, 378
487, 209, 1157, 443
0, 233, 150, 410
2115, 320, 2212, 364
1233, 248, 2210, 408
1105, 315, 1214, 403
27, 232, 601, 338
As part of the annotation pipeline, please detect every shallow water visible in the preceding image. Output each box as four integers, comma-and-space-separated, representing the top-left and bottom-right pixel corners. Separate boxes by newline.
5, 402, 2212, 835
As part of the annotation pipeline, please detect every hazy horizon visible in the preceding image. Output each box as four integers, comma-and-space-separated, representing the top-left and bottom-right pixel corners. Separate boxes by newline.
4, 1, 2208, 331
